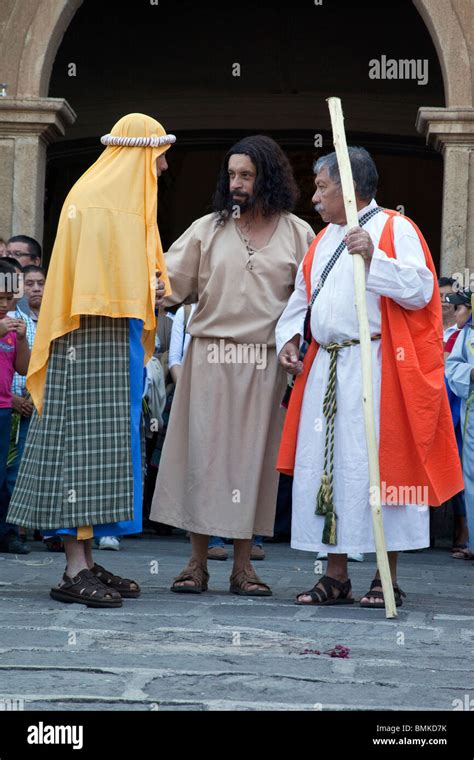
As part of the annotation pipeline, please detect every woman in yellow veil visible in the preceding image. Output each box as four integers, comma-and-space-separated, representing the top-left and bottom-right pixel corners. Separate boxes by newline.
7, 113, 176, 607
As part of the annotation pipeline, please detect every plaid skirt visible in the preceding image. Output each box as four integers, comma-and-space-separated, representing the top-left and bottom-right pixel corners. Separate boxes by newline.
7, 316, 139, 530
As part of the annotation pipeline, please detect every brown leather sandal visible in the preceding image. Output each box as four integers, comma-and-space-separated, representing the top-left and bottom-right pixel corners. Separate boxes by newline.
360, 578, 406, 608
295, 575, 354, 606
229, 567, 272, 596
91, 563, 141, 598
171, 559, 209, 594
50, 569, 123, 608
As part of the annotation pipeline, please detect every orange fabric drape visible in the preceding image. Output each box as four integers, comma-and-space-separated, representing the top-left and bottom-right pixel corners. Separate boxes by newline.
277, 230, 325, 475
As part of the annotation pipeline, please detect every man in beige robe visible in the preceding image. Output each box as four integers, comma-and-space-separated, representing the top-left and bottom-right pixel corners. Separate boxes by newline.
151, 135, 314, 595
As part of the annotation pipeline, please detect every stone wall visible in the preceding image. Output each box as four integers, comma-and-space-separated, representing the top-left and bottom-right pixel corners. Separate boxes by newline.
0, 0, 472, 273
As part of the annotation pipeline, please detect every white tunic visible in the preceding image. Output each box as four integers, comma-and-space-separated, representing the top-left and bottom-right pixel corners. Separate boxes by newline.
168, 303, 197, 369
275, 200, 434, 553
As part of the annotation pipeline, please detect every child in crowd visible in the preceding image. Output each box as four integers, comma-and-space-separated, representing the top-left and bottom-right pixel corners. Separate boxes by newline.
0, 261, 30, 553
446, 289, 474, 561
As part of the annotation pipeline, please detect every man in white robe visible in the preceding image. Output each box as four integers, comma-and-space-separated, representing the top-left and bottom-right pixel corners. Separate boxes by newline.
275, 147, 461, 607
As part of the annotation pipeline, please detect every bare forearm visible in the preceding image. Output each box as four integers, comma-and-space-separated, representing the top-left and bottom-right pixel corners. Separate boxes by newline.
170, 365, 180, 384
286, 334, 301, 350
14, 339, 30, 376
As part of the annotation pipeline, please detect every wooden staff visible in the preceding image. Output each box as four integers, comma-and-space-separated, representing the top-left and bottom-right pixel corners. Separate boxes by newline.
327, 97, 397, 619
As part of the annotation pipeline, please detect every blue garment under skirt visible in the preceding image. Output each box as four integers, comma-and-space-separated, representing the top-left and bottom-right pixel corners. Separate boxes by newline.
445, 375, 466, 518
43, 318, 145, 539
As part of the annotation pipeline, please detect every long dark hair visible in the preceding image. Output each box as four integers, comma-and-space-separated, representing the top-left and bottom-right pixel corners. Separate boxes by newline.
212, 135, 299, 225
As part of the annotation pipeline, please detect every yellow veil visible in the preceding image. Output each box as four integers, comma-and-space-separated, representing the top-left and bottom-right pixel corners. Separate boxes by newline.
27, 113, 175, 414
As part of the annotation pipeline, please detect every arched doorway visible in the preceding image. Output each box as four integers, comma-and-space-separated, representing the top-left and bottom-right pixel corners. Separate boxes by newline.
44, 0, 447, 266
2, 0, 472, 271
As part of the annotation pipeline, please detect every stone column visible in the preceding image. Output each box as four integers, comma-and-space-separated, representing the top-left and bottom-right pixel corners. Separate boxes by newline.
416, 107, 474, 278
0, 98, 76, 244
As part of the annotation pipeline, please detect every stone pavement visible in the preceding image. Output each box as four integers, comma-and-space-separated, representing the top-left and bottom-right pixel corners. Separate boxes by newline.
0, 534, 472, 711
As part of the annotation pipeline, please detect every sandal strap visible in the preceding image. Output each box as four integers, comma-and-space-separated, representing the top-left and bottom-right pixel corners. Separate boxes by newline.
367, 579, 407, 601
300, 587, 327, 603
369, 578, 382, 591
174, 561, 209, 585
300, 575, 351, 603
322, 575, 351, 594
61, 569, 120, 600
393, 584, 406, 600
230, 569, 271, 591
364, 587, 385, 600
92, 564, 139, 589
173, 571, 198, 583
318, 575, 351, 598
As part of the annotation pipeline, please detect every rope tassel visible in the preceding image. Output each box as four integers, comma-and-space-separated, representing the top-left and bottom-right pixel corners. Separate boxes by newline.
317, 473, 337, 546
315, 344, 340, 544
322, 510, 338, 546
314, 335, 380, 546
316, 473, 332, 516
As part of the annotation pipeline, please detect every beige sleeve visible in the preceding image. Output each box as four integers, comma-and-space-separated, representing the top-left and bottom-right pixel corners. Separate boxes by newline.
295, 221, 316, 265
164, 222, 201, 307
307, 225, 316, 248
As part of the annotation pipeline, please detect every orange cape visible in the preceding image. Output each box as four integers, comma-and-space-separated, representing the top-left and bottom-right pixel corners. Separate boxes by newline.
276, 210, 464, 506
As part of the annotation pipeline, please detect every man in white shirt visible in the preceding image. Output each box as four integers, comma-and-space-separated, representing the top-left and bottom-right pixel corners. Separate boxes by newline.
276, 147, 462, 608
440, 277, 461, 348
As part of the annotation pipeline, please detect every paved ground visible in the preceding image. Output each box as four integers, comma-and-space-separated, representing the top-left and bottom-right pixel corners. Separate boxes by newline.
0, 534, 472, 711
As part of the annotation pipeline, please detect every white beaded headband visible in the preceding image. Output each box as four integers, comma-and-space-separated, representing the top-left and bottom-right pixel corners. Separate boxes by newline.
100, 133, 177, 148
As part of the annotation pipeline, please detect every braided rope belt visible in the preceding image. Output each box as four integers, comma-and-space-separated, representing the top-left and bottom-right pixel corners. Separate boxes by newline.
316, 334, 381, 545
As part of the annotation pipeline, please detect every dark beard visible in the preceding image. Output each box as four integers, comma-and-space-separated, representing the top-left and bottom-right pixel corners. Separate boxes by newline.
235, 200, 250, 213
215, 194, 255, 226
230, 193, 253, 215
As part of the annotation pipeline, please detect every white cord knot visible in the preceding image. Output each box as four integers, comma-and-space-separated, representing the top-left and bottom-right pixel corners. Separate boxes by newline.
100, 133, 177, 148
